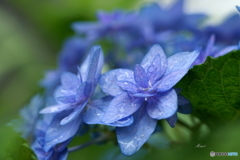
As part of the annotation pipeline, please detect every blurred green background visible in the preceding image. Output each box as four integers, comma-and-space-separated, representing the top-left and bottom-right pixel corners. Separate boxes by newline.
0, 0, 240, 160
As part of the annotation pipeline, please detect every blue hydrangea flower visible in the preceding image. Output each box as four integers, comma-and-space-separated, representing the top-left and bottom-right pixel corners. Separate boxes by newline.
40, 46, 103, 125
99, 44, 199, 155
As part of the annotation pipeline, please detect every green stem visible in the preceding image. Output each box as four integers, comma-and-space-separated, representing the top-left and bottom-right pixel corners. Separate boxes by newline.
68, 133, 111, 152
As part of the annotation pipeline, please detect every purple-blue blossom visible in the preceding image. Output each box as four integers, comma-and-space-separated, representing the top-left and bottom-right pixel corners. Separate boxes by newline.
98, 44, 199, 155
40, 46, 103, 125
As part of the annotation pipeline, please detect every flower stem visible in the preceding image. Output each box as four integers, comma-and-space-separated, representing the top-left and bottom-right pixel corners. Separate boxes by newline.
68, 133, 111, 152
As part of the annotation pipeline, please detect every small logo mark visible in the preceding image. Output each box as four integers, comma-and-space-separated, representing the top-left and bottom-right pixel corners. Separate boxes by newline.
210, 151, 215, 157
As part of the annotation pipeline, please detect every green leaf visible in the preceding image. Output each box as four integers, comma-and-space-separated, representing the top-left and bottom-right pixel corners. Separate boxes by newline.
0, 126, 37, 160
176, 50, 240, 128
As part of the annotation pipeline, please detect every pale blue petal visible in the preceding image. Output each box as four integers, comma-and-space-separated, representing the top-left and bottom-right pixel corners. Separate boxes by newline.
115, 69, 135, 83
60, 101, 87, 125
204, 34, 215, 58
57, 95, 76, 104
86, 46, 101, 82
132, 93, 155, 98
134, 64, 149, 88
141, 44, 167, 78
102, 92, 142, 123
83, 96, 113, 124
165, 50, 199, 75
151, 69, 189, 92
99, 69, 132, 96
109, 116, 134, 127
61, 72, 80, 90
213, 45, 239, 58
40, 104, 73, 114
43, 111, 82, 152
166, 113, 178, 128
83, 96, 133, 127
116, 81, 138, 93
116, 105, 157, 156
147, 89, 177, 119
54, 86, 71, 98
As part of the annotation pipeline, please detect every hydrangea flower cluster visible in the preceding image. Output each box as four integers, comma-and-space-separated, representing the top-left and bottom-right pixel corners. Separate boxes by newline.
16, 0, 240, 159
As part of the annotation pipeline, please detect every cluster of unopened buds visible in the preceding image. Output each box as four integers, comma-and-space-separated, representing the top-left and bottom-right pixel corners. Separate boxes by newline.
16, 0, 240, 159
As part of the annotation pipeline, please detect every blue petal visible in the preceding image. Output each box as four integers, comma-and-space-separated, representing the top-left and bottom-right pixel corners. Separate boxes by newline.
55, 139, 72, 152
61, 72, 80, 90
165, 50, 199, 75
116, 104, 157, 156
141, 45, 167, 78
204, 35, 215, 57
147, 89, 177, 119
83, 96, 113, 124
102, 92, 143, 123
116, 81, 138, 93
75, 82, 88, 102
192, 35, 215, 66
57, 95, 76, 104
60, 101, 87, 125
115, 69, 135, 83
168, 0, 183, 16
213, 45, 239, 58
40, 104, 73, 114
109, 116, 134, 127
147, 54, 166, 85
166, 113, 178, 128
151, 69, 189, 92
177, 95, 190, 106
177, 95, 192, 114
80, 46, 103, 83
83, 96, 133, 127
99, 69, 134, 96
86, 46, 102, 82
237, 6, 240, 12
134, 64, 149, 88
132, 92, 155, 98
43, 111, 82, 152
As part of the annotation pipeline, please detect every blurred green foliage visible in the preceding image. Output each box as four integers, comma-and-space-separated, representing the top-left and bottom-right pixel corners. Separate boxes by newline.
0, 126, 37, 160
